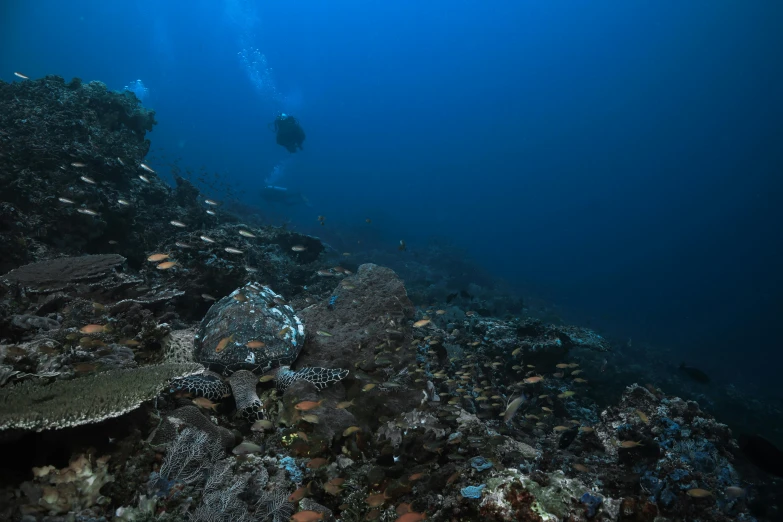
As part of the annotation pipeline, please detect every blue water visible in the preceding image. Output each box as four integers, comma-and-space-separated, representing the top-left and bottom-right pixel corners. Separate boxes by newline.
1, 1, 782, 386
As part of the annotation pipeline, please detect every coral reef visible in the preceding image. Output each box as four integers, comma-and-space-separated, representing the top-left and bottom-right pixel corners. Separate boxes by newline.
0, 73, 779, 522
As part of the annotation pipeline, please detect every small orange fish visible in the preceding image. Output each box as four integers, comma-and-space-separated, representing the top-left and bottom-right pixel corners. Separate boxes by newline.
291, 511, 324, 522
80, 324, 106, 334
120, 339, 140, 346
73, 362, 98, 373
233, 293, 248, 303
687, 488, 712, 498
636, 410, 649, 423
288, 482, 313, 502
579, 426, 594, 433
396, 503, 412, 515
343, 426, 362, 437
365, 491, 390, 508
306, 457, 329, 469
446, 471, 461, 485
295, 399, 324, 411
573, 463, 589, 473
156, 261, 177, 270
324, 477, 345, 495
147, 253, 169, 262
395, 513, 427, 522
215, 334, 234, 353
413, 319, 431, 328
246, 340, 265, 349
523, 376, 544, 384
192, 397, 218, 411
619, 440, 644, 449
408, 472, 426, 481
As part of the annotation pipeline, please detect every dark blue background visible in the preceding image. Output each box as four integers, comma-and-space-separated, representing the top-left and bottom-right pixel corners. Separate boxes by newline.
2, 1, 781, 387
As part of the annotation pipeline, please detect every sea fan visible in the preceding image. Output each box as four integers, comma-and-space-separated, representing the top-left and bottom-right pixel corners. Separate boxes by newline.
255, 487, 294, 522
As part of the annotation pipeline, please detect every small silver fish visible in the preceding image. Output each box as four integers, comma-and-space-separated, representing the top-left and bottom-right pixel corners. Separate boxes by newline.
202, 294, 217, 301
170, 220, 187, 228
200, 235, 216, 243
77, 208, 99, 216
138, 174, 151, 183
204, 199, 219, 206
117, 157, 125, 166
14, 72, 29, 80
206, 209, 216, 216
80, 176, 96, 184
244, 266, 258, 273
503, 395, 526, 423
238, 230, 256, 238
58, 197, 75, 204
117, 199, 131, 206
316, 330, 333, 337
139, 163, 155, 173
251, 419, 274, 432
224, 247, 243, 254
175, 241, 192, 248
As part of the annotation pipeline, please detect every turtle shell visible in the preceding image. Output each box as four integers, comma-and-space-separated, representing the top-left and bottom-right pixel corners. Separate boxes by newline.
193, 283, 304, 376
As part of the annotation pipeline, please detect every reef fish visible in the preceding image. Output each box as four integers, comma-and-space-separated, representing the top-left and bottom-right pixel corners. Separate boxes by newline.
80, 324, 106, 334
503, 395, 526, 422
739, 434, 783, 477
232, 441, 262, 455
679, 363, 710, 384
295, 400, 324, 411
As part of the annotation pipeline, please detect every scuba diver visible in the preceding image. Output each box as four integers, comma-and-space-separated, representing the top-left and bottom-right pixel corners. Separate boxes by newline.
271, 113, 305, 153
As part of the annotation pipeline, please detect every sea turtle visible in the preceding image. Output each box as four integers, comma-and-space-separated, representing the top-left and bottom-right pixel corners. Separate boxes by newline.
171, 282, 348, 420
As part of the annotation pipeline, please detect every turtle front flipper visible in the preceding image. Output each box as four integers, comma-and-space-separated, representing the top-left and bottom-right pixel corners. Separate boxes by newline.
229, 369, 265, 421
170, 370, 231, 400
276, 365, 349, 392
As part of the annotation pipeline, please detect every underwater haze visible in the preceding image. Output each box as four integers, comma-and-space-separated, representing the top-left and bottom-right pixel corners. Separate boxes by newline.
2, 0, 782, 387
